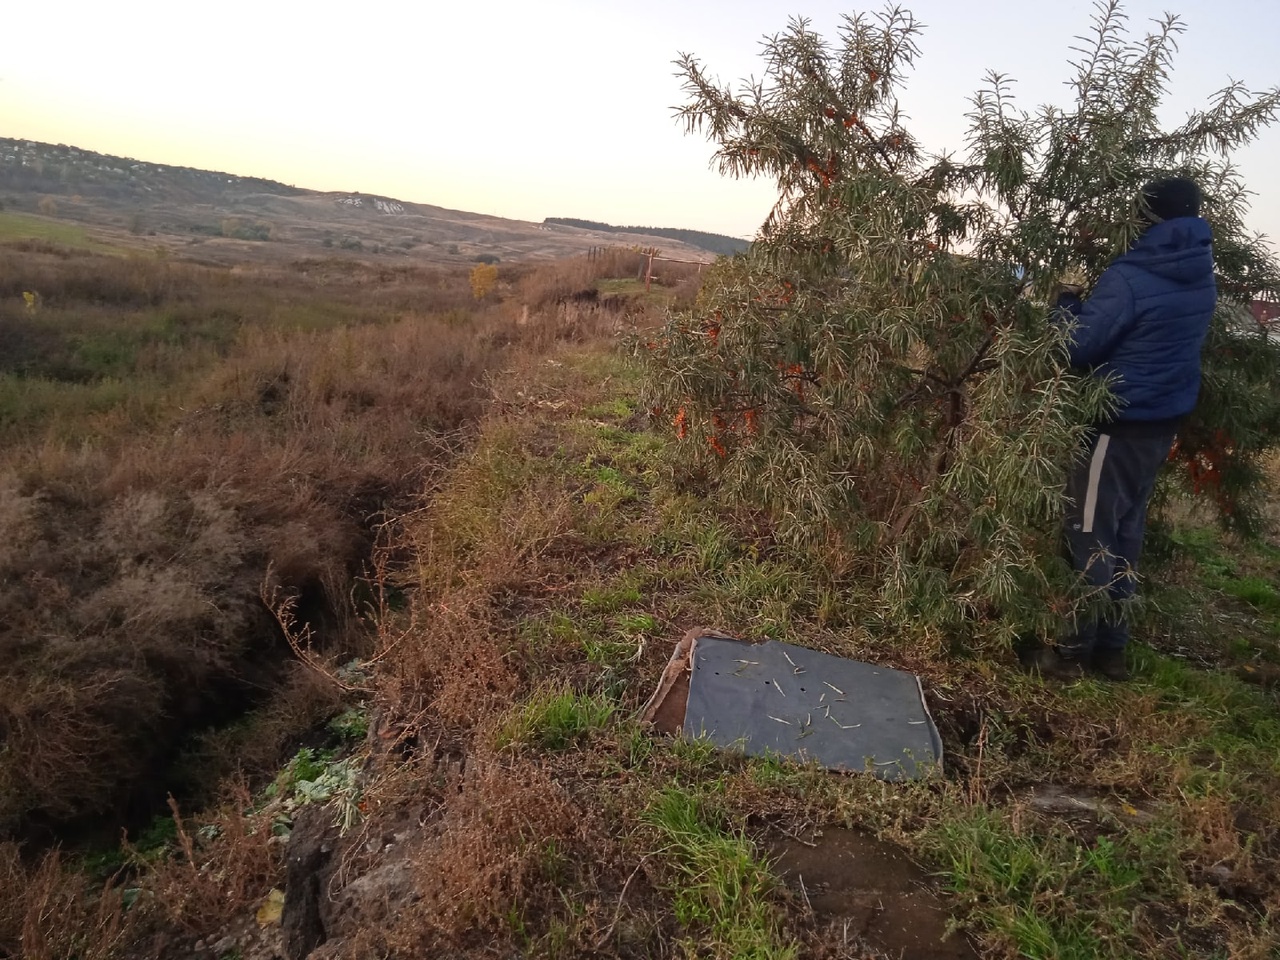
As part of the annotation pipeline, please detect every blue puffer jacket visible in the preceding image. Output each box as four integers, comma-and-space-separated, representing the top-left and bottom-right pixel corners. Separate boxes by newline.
1058, 217, 1217, 421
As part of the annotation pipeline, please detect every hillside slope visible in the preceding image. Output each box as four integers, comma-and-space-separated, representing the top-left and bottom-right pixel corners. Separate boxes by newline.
543, 217, 749, 256
0, 138, 717, 266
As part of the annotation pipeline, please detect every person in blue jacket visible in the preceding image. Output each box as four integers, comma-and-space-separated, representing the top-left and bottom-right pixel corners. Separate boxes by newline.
1029, 177, 1217, 681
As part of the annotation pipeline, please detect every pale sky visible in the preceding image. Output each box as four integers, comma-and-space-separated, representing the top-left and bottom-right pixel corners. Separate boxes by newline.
3, 1, 1277, 244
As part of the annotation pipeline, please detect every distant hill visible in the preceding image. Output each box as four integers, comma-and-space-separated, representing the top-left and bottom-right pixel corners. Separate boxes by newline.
0, 138, 307, 206
543, 218, 749, 257
0, 138, 718, 266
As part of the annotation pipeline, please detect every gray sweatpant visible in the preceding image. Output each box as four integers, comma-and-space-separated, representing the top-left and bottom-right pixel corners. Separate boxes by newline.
1061, 428, 1176, 655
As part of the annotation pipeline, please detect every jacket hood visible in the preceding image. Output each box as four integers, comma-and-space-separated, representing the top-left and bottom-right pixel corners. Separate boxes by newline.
1119, 216, 1214, 284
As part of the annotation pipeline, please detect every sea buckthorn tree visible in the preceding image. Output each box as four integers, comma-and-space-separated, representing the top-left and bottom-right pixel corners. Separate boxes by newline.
644, 2, 1280, 636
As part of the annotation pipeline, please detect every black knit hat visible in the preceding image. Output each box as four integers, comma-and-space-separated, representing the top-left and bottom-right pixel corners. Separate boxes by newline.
1141, 177, 1202, 222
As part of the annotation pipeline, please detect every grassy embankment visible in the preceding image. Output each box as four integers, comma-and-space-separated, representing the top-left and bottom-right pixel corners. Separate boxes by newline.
336, 348, 1280, 959
2, 224, 1278, 958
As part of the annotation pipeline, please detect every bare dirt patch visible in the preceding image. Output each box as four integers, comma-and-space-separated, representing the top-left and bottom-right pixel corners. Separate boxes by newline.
769, 827, 978, 959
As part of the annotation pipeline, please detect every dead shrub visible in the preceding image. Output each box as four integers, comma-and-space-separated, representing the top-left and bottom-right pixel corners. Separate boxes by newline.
140, 788, 282, 936
517, 300, 632, 350
513, 248, 647, 310
0, 669, 166, 829
415, 602, 517, 731
388, 757, 598, 950
0, 788, 285, 959
0, 844, 137, 960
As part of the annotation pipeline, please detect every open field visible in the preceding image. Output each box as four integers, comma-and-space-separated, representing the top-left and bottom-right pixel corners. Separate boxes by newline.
0, 212, 113, 251
0, 233, 697, 850
1, 230, 1278, 960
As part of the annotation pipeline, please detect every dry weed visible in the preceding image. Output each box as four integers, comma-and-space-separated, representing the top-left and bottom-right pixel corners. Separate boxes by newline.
383, 756, 601, 952
0, 845, 136, 960
141, 787, 282, 936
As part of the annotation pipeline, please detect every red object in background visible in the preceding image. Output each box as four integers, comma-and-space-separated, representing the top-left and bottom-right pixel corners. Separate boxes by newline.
1249, 299, 1280, 325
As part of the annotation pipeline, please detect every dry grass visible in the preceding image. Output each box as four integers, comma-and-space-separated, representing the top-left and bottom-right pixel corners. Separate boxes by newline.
144, 787, 284, 935
394, 758, 597, 945
0, 846, 137, 960
0, 242, 702, 959
0, 781, 286, 959
505, 247, 705, 311
0, 241, 657, 841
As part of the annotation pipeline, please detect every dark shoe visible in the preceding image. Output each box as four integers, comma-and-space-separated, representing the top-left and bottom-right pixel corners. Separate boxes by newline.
1021, 646, 1087, 681
1089, 648, 1130, 682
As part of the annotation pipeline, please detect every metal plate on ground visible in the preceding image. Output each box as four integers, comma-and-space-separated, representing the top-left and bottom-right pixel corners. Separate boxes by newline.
682, 636, 943, 780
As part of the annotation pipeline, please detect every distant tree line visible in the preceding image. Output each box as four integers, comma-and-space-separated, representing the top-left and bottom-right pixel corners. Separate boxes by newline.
543, 218, 748, 257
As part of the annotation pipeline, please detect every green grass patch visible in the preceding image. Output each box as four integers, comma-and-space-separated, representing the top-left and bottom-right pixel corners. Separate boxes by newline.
594, 278, 647, 296
583, 397, 635, 421
643, 788, 797, 960
264, 747, 336, 799
580, 570, 648, 614
614, 611, 657, 634
497, 688, 615, 750
327, 707, 370, 742
593, 277, 672, 305
0, 211, 110, 250
1221, 575, 1280, 614
0, 372, 166, 438
583, 463, 640, 517
521, 610, 598, 650
930, 809, 1182, 960
1170, 525, 1237, 582
1160, 523, 1280, 649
